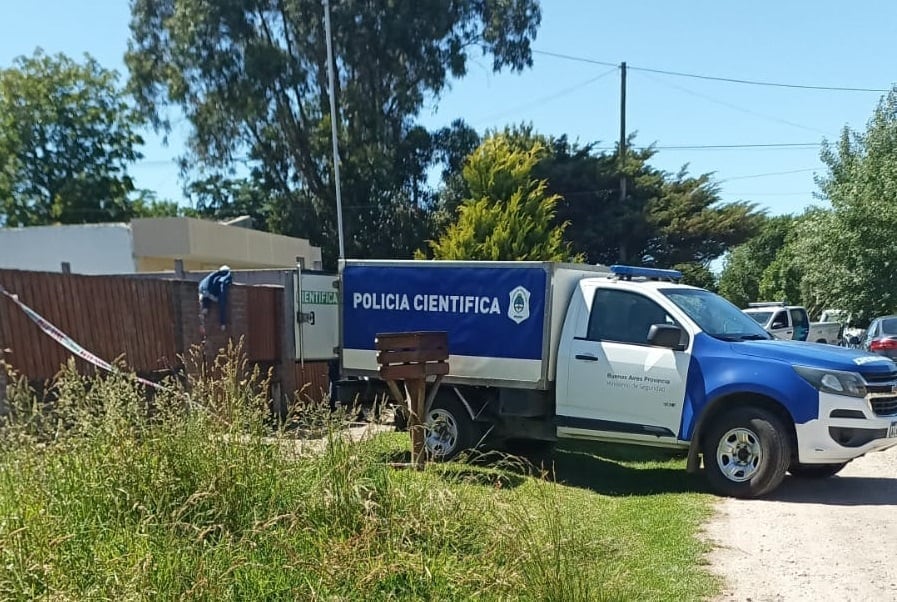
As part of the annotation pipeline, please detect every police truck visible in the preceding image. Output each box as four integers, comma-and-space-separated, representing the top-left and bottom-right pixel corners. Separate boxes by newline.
296, 260, 897, 498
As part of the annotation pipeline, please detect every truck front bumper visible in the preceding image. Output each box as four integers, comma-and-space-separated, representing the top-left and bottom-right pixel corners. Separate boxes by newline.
795, 391, 897, 464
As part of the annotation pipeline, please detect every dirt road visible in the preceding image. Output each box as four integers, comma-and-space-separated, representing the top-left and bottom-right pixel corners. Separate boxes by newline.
705, 446, 897, 601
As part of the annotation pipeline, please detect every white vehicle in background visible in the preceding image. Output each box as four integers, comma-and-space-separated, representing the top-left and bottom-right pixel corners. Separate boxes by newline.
820, 309, 866, 348
743, 302, 842, 345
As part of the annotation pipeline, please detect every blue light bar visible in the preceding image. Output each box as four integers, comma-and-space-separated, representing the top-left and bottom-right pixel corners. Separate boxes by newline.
610, 264, 683, 281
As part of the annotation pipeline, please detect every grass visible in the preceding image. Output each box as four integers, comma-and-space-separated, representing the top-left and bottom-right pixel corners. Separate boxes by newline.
0, 347, 720, 601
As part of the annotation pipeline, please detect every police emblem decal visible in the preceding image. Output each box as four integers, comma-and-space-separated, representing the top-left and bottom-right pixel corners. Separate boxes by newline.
508, 286, 531, 324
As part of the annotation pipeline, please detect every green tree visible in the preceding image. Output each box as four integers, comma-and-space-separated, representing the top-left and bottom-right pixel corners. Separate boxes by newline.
130, 190, 186, 218
126, 0, 540, 266
674, 262, 718, 291
424, 135, 576, 261
440, 126, 764, 273
757, 209, 832, 316
810, 90, 897, 318
718, 215, 795, 307
0, 49, 144, 226
759, 87, 897, 320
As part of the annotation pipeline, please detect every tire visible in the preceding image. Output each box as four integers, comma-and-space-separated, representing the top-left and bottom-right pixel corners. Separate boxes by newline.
702, 407, 791, 499
788, 462, 847, 479
424, 393, 483, 461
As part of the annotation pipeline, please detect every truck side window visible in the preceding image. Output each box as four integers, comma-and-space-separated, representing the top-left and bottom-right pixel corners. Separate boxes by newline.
587, 289, 676, 345
770, 310, 787, 328
790, 309, 808, 329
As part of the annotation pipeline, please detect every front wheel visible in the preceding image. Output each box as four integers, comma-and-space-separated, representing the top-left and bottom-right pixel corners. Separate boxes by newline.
788, 462, 847, 478
702, 407, 791, 498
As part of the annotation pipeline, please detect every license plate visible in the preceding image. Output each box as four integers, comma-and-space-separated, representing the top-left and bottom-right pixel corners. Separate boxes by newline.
889, 422, 897, 438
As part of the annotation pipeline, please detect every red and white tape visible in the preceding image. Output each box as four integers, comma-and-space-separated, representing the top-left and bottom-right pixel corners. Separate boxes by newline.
0, 283, 164, 390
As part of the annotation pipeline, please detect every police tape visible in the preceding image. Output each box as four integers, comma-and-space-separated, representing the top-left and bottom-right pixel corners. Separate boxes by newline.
0, 283, 164, 390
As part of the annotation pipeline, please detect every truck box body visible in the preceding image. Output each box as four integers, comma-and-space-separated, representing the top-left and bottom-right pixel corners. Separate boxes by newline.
340, 260, 610, 389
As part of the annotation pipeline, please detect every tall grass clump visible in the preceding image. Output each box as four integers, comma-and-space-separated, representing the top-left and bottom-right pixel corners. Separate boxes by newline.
0, 345, 593, 600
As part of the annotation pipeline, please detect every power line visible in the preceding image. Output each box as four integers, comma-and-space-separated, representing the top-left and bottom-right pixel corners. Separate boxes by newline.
533, 50, 618, 69
725, 191, 815, 196
473, 66, 618, 124
634, 71, 831, 136
722, 167, 820, 181
592, 143, 820, 151
533, 49, 889, 93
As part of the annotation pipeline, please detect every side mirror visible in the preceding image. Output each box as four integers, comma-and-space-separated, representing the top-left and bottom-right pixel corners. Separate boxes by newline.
648, 324, 685, 350
771, 321, 787, 329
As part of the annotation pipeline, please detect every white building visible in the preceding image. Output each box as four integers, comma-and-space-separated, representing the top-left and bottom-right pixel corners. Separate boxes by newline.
0, 217, 323, 274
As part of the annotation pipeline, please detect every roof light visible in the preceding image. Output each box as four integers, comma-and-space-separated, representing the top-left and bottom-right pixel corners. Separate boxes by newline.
747, 301, 787, 308
609, 265, 683, 282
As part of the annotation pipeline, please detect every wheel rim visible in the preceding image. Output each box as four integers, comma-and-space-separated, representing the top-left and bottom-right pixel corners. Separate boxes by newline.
716, 427, 763, 482
425, 408, 459, 457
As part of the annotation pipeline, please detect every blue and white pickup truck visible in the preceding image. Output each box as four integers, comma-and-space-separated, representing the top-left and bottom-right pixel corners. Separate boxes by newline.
333, 260, 897, 498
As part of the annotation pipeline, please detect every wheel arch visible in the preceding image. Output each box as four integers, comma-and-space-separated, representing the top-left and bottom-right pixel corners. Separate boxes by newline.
431, 385, 496, 422
686, 392, 797, 473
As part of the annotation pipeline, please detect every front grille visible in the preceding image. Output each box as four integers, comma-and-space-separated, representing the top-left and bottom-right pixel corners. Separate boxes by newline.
860, 373, 897, 416
862, 371, 897, 385
867, 383, 896, 394
869, 396, 897, 417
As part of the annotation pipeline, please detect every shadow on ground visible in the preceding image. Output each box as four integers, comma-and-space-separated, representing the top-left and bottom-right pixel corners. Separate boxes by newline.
544, 442, 708, 496
767, 474, 897, 506
377, 441, 708, 497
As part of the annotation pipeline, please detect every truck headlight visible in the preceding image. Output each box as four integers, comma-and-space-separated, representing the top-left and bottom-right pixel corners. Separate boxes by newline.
793, 365, 867, 398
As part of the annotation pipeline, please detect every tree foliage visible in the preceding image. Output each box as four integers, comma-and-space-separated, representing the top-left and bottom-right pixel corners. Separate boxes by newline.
126, 0, 540, 265
0, 49, 144, 226
539, 137, 764, 268
437, 126, 763, 273
718, 215, 795, 307
424, 135, 576, 261
753, 87, 897, 321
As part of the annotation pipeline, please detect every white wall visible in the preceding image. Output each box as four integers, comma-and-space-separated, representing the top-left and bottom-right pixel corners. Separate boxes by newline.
0, 224, 136, 274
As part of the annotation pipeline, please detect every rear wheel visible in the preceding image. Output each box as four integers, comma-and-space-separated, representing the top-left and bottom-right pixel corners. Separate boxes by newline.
788, 462, 847, 478
424, 394, 484, 461
703, 407, 791, 498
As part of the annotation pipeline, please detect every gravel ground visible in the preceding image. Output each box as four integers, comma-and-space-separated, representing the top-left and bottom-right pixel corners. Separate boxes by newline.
704, 445, 897, 602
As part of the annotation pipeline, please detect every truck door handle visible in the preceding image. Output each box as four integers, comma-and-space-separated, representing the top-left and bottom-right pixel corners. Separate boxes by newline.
575, 354, 598, 362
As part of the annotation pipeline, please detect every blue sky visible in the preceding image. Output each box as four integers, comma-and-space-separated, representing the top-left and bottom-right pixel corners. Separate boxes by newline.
1, 0, 894, 217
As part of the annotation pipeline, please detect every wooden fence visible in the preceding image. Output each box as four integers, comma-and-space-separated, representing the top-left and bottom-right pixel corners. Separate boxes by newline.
0, 269, 329, 402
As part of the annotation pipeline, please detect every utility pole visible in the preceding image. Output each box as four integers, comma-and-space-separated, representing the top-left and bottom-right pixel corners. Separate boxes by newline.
619, 61, 627, 204
323, 0, 346, 260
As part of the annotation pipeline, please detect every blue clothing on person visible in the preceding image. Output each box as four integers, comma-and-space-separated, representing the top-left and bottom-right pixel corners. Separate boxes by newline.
198, 266, 233, 326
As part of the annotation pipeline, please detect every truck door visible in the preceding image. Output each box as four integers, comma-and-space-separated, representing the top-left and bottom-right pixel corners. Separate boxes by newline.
768, 309, 793, 340
559, 286, 690, 443
789, 307, 810, 341
294, 269, 340, 362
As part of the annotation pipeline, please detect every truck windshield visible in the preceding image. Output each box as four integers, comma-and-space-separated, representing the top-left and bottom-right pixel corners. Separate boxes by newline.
662, 289, 773, 341
745, 311, 772, 325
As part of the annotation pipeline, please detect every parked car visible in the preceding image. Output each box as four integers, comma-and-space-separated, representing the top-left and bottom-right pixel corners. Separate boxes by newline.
862, 315, 897, 359
743, 302, 842, 344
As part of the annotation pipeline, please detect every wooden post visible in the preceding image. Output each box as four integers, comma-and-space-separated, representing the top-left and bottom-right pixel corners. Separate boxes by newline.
376, 331, 449, 469
174, 259, 185, 279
